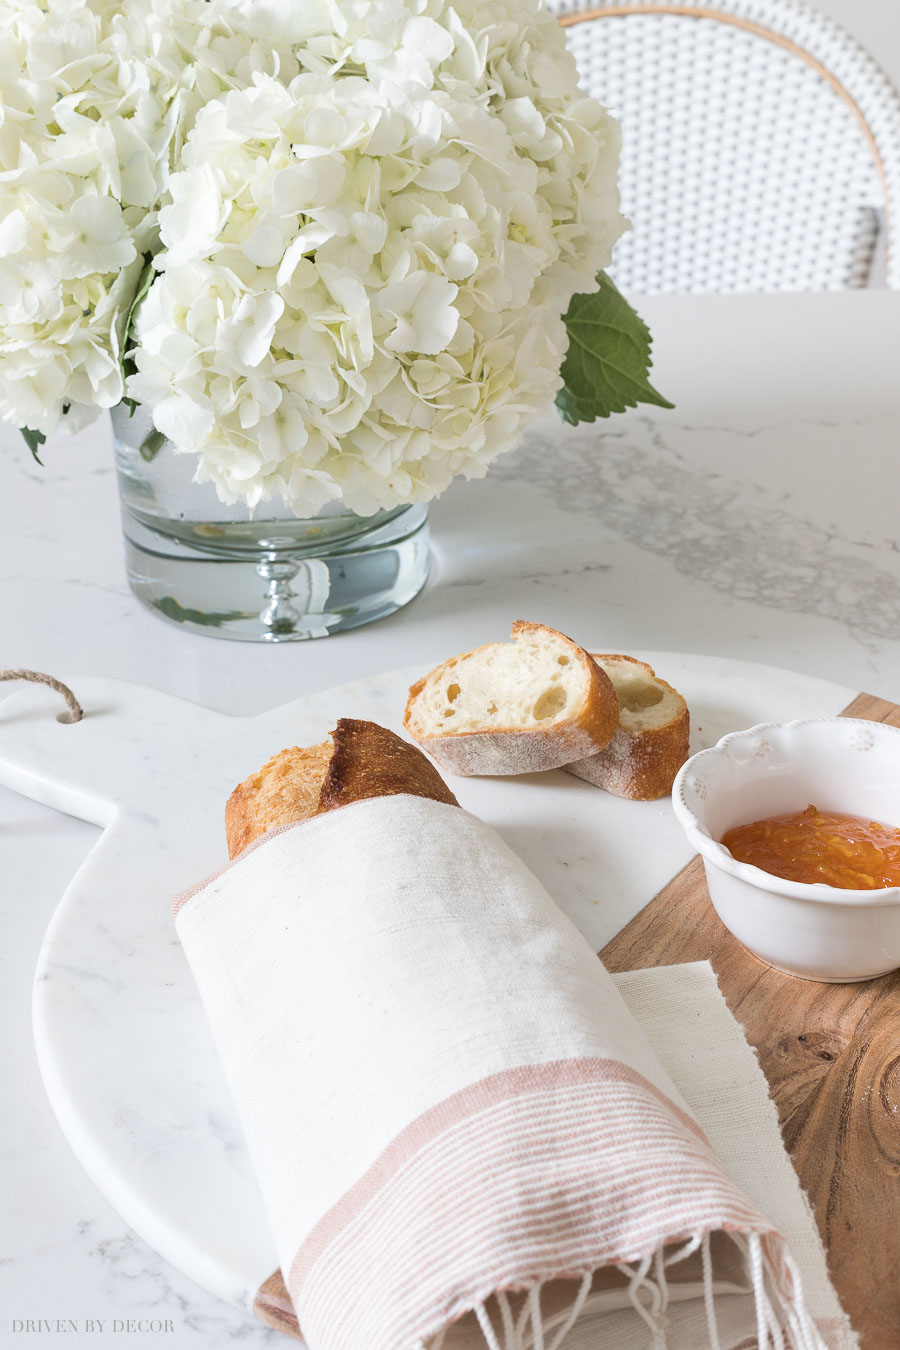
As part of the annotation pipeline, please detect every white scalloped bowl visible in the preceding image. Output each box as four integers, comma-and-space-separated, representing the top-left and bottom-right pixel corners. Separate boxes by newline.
672, 718, 900, 982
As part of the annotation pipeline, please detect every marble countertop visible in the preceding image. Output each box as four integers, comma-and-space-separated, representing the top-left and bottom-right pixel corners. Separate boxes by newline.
2, 291, 899, 1347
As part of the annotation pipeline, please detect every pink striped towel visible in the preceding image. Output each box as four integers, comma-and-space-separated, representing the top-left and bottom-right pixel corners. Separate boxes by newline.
174, 793, 843, 1350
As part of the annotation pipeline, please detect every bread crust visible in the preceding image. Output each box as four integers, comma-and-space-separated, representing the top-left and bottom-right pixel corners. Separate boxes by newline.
403, 621, 619, 777
225, 741, 333, 860
564, 655, 690, 800
319, 718, 459, 814
225, 719, 458, 858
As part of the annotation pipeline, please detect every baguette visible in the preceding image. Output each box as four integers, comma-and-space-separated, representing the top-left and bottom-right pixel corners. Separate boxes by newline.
225, 718, 458, 859
403, 620, 619, 777
564, 655, 690, 800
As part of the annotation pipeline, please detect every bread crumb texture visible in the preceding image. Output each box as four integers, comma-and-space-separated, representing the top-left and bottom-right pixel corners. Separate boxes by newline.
564, 655, 690, 800
407, 622, 598, 736
403, 621, 619, 776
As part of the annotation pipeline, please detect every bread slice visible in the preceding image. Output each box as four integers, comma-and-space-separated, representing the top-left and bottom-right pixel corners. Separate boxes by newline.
225, 718, 458, 858
403, 620, 619, 777
564, 655, 690, 800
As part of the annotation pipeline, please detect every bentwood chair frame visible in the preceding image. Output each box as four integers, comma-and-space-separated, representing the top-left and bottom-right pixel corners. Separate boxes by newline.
549, 0, 900, 290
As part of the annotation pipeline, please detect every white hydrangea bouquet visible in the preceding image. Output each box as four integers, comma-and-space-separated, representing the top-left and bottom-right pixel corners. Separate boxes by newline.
2, 0, 670, 520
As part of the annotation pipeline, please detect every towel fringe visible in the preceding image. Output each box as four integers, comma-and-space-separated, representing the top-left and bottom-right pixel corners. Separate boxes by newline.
621, 1251, 668, 1348
780, 1252, 820, 1350
701, 1229, 722, 1350
474, 1301, 503, 1350
514, 1285, 534, 1349
496, 1291, 517, 1350
664, 1232, 704, 1267
450, 1228, 827, 1350
547, 1272, 592, 1350
529, 1286, 545, 1350
749, 1232, 785, 1349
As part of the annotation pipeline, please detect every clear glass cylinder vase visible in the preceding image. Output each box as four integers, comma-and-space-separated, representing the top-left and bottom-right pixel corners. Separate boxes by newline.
111, 403, 430, 642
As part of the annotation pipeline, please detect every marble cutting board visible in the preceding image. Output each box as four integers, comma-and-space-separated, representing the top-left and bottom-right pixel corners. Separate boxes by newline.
0, 654, 856, 1323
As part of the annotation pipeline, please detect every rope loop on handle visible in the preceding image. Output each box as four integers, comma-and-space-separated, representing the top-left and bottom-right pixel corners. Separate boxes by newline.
0, 668, 84, 723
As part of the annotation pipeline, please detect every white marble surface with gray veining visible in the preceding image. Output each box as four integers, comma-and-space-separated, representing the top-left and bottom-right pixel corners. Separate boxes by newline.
1, 291, 899, 1347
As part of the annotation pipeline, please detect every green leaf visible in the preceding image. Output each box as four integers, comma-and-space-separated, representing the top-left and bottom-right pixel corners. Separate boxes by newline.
153, 597, 247, 628
119, 251, 156, 387
138, 428, 167, 462
556, 272, 674, 425
21, 427, 46, 465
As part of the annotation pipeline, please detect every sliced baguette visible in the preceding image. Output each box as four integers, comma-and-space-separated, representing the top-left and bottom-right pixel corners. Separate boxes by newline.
403, 620, 619, 777
225, 718, 458, 858
564, 655, 690, 800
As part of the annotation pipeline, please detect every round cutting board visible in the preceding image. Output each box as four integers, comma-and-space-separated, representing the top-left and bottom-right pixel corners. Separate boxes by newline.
0, 654, 855, 1318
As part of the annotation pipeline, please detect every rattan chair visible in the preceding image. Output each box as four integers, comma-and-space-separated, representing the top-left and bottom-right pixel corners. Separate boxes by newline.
547, 0, 900, 290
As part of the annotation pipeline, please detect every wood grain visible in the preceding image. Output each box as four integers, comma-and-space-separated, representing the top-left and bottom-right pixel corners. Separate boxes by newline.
601, 691, 900, 1350
257, 694, 900, 1345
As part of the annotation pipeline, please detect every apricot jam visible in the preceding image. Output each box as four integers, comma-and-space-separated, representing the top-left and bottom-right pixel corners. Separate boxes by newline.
721, 804, 900, 890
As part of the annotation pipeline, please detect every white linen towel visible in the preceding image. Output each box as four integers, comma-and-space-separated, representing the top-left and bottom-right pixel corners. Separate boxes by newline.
175, 794, 855, 1350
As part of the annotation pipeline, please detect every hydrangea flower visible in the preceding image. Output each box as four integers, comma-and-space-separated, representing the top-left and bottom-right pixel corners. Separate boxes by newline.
0, 0, 310, 434
128, 0, 626, 516
2, 0, 636, 516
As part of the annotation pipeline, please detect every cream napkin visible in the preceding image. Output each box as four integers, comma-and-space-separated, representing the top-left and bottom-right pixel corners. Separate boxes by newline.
174, 794, 855, 1350
598, 962, 853, 1350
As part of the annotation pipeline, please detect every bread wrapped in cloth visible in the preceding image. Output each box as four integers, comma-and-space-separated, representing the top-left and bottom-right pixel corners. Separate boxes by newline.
174, 720, 827, 1350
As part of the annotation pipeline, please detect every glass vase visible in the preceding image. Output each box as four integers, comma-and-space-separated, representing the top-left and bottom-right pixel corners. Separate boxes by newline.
111, 403, 430, 642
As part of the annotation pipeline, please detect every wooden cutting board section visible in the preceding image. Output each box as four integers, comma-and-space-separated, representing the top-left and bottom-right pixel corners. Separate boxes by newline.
256, 693, 900, 1345
602, 692, 900, 1350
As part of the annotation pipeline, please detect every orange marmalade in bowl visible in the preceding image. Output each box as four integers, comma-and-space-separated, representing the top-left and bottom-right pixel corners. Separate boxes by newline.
722, 804, 900, 890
